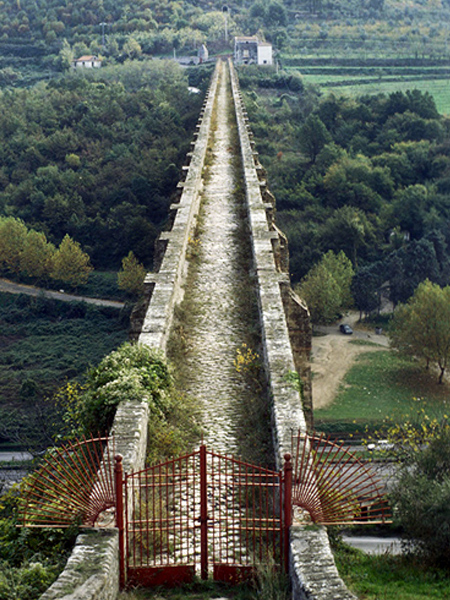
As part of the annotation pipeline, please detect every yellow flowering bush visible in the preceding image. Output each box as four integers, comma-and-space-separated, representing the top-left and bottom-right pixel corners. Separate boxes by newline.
233, 343, 260, 375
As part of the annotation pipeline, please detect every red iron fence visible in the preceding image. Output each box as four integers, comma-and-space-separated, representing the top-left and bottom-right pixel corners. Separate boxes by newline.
116, 445, 292, 588
19, 434, 392, 590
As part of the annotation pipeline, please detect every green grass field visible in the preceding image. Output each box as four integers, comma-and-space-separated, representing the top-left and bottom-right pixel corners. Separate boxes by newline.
300, 73, 450, 115
334, 543, 450, 600
314, 346, 450, 433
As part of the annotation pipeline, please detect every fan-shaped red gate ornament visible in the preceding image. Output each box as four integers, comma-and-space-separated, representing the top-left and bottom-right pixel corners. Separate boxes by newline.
19, 436, 116, 528
291, 431, 392, 525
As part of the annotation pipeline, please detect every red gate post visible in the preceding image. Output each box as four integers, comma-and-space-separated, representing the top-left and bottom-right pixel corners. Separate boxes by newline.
115, 455, 125, 589
200, 444, 208, 580
283, 453, 292, 575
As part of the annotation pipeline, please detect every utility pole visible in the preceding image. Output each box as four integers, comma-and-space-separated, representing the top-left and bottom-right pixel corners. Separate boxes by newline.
100, 22, 107, 49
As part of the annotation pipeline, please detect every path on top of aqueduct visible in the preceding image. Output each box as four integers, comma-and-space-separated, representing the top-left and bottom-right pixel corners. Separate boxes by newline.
172, 62, 273, 467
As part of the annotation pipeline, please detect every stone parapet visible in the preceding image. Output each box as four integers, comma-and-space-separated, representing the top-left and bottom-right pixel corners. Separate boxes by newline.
39, 530, 119, 600
228, 59, 355, 600
138, 64, 220, 353
228, 58, 308, 464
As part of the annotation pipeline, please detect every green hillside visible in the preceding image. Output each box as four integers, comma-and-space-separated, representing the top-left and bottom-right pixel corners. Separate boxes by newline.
0, 0, 449, 85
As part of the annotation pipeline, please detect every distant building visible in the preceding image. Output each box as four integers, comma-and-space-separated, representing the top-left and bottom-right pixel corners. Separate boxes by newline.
72, 55, 102, 69
257, 42, 273, 65
234, 36, 273, 65
174, 44, 209, 66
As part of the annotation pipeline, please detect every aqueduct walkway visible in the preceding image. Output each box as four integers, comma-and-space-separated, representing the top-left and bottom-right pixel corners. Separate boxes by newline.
40, 60, 356, 600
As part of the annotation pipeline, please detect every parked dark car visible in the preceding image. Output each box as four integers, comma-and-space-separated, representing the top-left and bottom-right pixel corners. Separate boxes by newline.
339, 324, 353, 335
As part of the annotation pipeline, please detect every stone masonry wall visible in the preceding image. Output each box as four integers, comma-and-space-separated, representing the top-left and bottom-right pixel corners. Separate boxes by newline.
138, 65, 220, 353
39, 66, 221, 600
228, 59, 356, 600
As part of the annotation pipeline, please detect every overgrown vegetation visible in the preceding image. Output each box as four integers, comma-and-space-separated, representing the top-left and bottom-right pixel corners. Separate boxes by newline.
0, 292, 130, 452
0, 491, 78, 600
0, 60, 203, 271
297, 250, 354, 324
332, 536, 450, 600
61, 342, 202, 463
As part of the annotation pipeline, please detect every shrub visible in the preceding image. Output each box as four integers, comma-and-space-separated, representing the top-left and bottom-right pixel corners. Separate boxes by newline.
79, 342, 172, 434
0, 491, 77, 600
389, 420, 450, 568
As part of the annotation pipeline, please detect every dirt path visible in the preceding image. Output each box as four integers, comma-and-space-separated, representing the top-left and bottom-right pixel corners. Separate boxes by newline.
0, 277, 125, 309
312, 313, 389, 410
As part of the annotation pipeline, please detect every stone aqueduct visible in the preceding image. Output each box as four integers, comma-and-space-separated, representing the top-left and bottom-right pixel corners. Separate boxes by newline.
40, 60, 356, 600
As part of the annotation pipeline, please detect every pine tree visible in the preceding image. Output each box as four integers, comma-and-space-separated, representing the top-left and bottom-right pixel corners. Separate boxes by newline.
51, 234, 93, 287
118, 251, 146, 296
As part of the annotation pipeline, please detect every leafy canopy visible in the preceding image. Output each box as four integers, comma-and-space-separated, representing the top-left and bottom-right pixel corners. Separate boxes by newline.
380, 413, 450, 568
390, 279, 450, 383
298, 250, 354, 325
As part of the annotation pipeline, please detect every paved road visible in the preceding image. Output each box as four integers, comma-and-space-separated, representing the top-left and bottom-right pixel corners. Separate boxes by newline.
0, 450, 33, 462
0, 451, 32, 462
0, 278, 125, 309
343, 535, 402, 555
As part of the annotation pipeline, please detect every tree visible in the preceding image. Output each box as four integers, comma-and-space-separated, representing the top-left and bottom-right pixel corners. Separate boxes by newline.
299, 114, 331, 164
391, 184, 428, 239
266, 1, 287, 26
321, 206, 374, 268
117, 251, 146, 296
58, 39, 74, 70
299, 262, 341, 325
390, 279, 450, 383
0, 217, 27, 275
20, 230, 55, 281
123, 37, 142, 58
388, 238, 441, 304
321, 250, 354, 309
323, 154, 393, 211
298, 251, 354, 325
384, 415, 450, 567
50, 234, 93, 287
351, 263, 382, 319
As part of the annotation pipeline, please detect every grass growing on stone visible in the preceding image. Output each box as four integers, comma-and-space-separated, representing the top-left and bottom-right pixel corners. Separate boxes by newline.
315, 348, 450, 434
333, 542, 450, 600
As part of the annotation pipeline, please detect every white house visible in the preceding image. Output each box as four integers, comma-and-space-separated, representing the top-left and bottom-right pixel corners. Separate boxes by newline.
257, 42, 273, 65
72, 55, 102, 69
234, 36, 273, 65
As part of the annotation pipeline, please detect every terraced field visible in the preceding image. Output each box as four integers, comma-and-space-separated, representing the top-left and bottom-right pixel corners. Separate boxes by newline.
285, 62, 450, 114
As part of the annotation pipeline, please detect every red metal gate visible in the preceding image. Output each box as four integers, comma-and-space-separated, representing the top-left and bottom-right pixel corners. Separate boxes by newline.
115, 445, 292, 588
